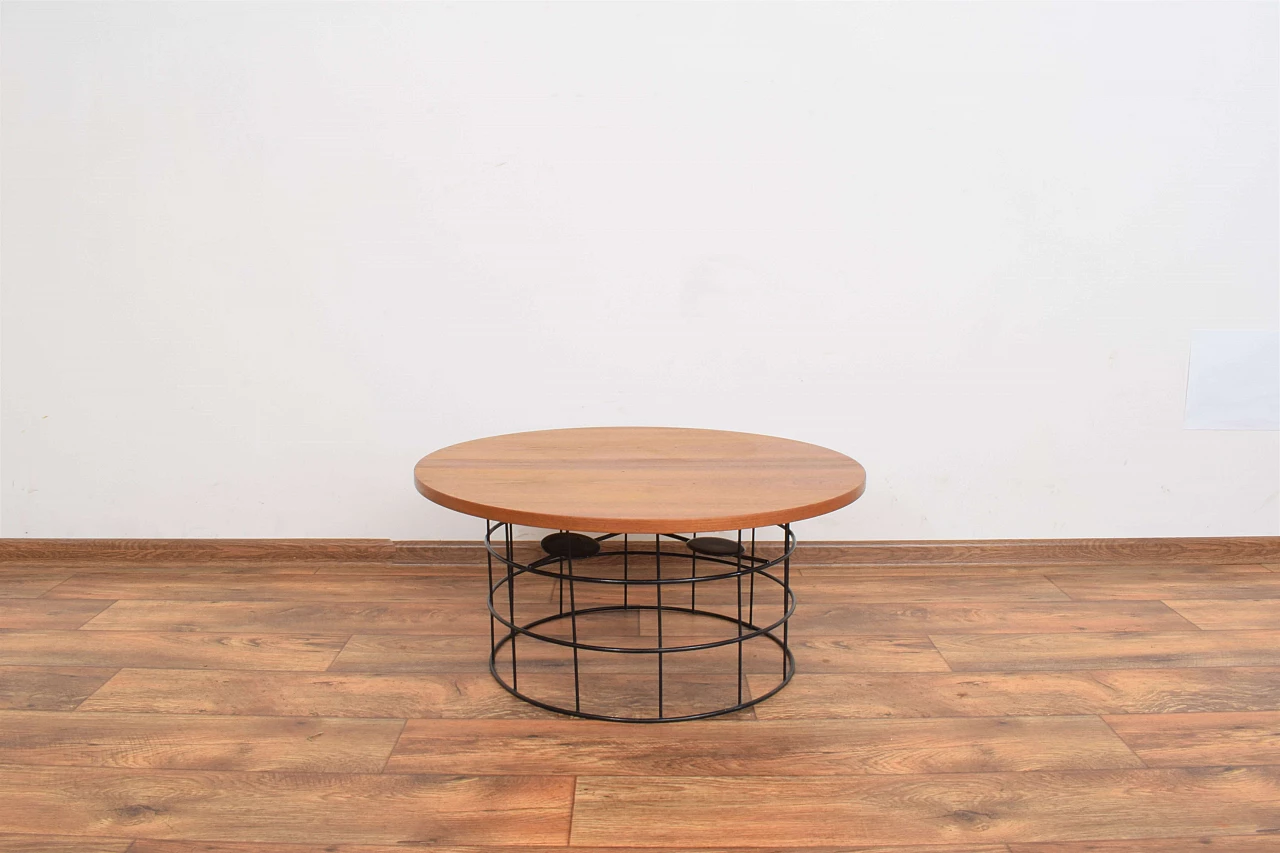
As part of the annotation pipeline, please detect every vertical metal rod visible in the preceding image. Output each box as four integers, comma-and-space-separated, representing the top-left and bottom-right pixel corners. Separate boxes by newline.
485, 520, 495, 657
748, 527, 756, 625
504, 522, 517, 691
566, 545, 581, 713
623, 534, 629, 609
735, 528, 744, 706
690, 531, 697, 610
655, 533, 664, 719
557, 530, 565, 614
782, 523, 791, 680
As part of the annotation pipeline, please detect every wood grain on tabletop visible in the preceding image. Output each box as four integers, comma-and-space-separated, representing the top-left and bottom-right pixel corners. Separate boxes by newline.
414, 427, 867, 533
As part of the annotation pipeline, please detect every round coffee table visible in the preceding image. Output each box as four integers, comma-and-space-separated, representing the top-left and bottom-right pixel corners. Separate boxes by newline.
414, 427, 866, 722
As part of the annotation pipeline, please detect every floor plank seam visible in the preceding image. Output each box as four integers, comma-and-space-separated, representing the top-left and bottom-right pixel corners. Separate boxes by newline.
28, 574, 77, 597
379, 718, 408, 773
1041, 574, 1078, 601
325, 634, 358, 671
67, 600, 118, 631
1096, 713, 1151, 769
68, 667, 123, 711
924, 634, 962, 672
921, 633, 957, 672
1154, 599, 1208, 631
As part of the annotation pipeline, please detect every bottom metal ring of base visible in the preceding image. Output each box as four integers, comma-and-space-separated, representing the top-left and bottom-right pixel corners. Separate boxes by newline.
488, 605, 796, 723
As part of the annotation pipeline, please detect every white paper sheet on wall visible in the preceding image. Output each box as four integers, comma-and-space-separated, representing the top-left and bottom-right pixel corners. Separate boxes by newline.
1183, 329, 1280, 430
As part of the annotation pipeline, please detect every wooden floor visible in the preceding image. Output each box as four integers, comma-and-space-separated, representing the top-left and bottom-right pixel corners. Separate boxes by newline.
1, 551, 1279, 851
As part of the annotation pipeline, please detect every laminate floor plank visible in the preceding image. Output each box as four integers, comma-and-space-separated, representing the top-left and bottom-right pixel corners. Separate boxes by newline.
802, 576, 1070, 601
320, 611, 638, 672
386, 716, 1141, 776
0, 765, 574, 845
125, 843, 1011, 853
1163, 599, 1280, 631
1047, 573, 1280, 601
796, 563, 1273, 578
0, 573, 74, 598
72, 668, 750, 721
81, 600, 494, 634
1102, 711, 1280, 767
796, 563, 1059, 578
328, 632, 949, 674
748, 668, 1280, 719
326, 634, 505, 673
4, 562, 324, 575
0, 834, 133, 852
328, 630, 769, 676
43, 572, 551, 603
0, 710, 405, 772
781, 600, 1196, 635
574, 575, 1072, 605
313, 563, 489, 575
0, 665, 119, 711
782, 539, 1278, 565
570, 767, 1280, 847
0, 599, 114, 630
930, 630, 1280, 672
1008, 836, 1279, 851
76, 669, 545, 718
0, 631, 348, 671
765, 636, 949, 673
558, 568, 1259, 607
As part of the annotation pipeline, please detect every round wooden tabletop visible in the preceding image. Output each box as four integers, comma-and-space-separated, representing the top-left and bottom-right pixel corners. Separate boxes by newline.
414, 427, 866, 534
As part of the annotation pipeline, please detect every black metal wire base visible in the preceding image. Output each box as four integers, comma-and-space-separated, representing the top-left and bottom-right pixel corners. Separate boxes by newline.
484, 523, 796, 722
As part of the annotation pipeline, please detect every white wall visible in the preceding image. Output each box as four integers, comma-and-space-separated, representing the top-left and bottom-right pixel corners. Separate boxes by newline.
3, 1, 1277, 541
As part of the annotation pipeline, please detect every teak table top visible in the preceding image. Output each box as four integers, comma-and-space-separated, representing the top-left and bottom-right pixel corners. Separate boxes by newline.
414, 427, 866, 533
